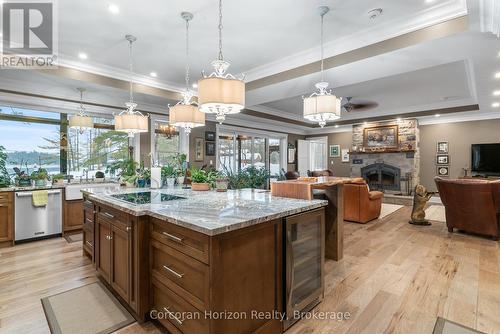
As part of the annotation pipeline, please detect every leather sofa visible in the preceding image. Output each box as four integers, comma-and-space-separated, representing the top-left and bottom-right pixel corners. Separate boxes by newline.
434, 177, 500, 240
344, 179, 384, 223
308, 170, 334, 177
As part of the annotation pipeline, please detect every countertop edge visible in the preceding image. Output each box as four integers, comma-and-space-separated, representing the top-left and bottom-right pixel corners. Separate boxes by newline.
83, 190, 328, 236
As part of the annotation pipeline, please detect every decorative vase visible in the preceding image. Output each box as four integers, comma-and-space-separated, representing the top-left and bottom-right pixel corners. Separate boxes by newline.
191, 182, 210, 191
17, 179, 31, 187
166, 178, 176, 187
35, 179, 47, 187
137, 179, 146, 188
176, 176, 185, 186
215, 178, 229, 192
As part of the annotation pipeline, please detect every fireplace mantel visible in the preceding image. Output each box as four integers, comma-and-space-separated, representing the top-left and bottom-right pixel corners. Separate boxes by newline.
349, 149, 416, 155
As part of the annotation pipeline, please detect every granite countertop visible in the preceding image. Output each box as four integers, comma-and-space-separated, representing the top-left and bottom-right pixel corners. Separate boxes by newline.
81, 186, 328, 236
0, 184, 66, 192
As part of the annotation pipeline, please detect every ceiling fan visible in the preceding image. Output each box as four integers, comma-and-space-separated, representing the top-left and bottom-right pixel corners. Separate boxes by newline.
342, 97, 378, 112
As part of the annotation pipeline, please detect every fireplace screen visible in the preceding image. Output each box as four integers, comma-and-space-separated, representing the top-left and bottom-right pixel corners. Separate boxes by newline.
361, 163, 401, 191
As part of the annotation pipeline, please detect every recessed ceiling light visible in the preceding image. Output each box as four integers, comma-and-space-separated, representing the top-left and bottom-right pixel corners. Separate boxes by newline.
492, 102, 500, 108
108, 4, 119, 14
397, 117, 402, 122
435, 114, 441, 117
78, 52, 88, 60
425, 0, 436, 3
150, 72, 157, 78
334, 124, 339, 128
493, 91, 500, 96
495, 72, 500, 79
192, 83, 198, 89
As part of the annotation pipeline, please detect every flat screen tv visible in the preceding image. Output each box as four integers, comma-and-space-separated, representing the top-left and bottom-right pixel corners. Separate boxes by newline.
471, 143, 500, 175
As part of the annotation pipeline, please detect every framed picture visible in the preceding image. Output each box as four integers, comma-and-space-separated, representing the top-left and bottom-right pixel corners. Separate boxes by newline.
436, 155, 450, 165
437, 141, 449, 154
329, 144, 340, 157
341, 149, 350, 163
437, 166, 450, 177
205, 131, 216, 141
195, 137, 204, 161
288, 148, 296, 164
363, 125, 399, 149
205, 142, 216, 156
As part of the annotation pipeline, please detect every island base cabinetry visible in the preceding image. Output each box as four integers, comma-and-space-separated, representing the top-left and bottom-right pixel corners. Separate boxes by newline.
149, 217, 283, 334
94, 203, 149, 321
0, 192, 14, 248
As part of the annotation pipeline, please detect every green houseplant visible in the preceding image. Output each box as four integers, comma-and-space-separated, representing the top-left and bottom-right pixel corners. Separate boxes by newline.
0, 146, 11, 188
174, 153, 188, 185
52, 173, 65, 186
119, 158, 138, 187
190, 168, 217, 191
161, 164, 176, 187
31, 168, 49, 187
223, 165, 270, 190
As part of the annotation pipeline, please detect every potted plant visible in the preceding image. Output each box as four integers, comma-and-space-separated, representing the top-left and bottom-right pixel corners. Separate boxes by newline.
190, 168, 209, 191
52, 173, 65, 186
31, 168, 49, 187
161, 164, 176, 187
0, 146, 11, 188
119, 158, 138, 187
13, 160, 31, 187
174, 153, 187, 186
136, 162, 150, 188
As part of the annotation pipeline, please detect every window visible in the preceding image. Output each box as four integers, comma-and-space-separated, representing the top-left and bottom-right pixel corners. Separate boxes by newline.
217, 125, 287, 176
308, 137, 328, 171
153, 121, 180, 165
0, 106, 61, 176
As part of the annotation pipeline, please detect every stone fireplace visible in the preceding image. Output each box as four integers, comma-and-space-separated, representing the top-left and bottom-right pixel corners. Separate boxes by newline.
350, 119, 420, 194
361, 163, 401, 191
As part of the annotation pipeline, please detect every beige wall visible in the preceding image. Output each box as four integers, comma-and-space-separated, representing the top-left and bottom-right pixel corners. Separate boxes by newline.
189, 121, 217, 169
309, 132, 353, 176
419, 119, 500, 191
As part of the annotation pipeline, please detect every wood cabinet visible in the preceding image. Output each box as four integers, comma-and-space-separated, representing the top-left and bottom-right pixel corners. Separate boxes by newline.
82, 200, 95, 260
93, 202, 149, 320
0, 192, 14, 247
63, 199, 84, 233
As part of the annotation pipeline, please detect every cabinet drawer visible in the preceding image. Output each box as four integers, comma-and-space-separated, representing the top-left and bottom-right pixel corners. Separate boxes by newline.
83, 224, 94, 251
97, 205, 130, 229
151, 277, 208, 334
151, 240, 209, 310
0, 192, 13, 203
84, 199, 94, 210
151, 218, 209, 264
84, 207, 95, 224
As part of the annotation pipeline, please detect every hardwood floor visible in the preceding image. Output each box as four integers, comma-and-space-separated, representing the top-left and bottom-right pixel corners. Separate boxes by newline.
0, 206, 498, 334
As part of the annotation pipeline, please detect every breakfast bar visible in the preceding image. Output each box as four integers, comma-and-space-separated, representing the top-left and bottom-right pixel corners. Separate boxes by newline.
81, 186, 328, 333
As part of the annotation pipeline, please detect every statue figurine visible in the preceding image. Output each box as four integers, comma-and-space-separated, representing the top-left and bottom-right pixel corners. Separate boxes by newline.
409, 185, 436, 226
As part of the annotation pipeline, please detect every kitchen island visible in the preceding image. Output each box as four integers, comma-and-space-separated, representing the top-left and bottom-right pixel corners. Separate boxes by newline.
81, 187, 328, 333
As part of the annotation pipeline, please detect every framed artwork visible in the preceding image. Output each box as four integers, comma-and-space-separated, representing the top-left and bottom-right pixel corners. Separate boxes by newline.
363, 125, 399, 149
205, 142, 216, 156
205, 131, 216, 141
195, 137, 204, 161
436, 155, 450, 165
288, 148, 296, 164
437, 141, 449, 154
437, 166, 450, 177
341, 149, 350, 163
329, 144, 340, 157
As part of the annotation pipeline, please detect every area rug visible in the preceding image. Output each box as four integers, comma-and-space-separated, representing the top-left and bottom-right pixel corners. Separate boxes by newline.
379, 203, 404, 219
433, 317, 484, 334
425, 205, 446, 223
41, 282, 135, 334
64, 233, 83, 243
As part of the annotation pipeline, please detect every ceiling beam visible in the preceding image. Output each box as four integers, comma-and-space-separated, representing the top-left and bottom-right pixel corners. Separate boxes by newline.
246, 16, 469, 91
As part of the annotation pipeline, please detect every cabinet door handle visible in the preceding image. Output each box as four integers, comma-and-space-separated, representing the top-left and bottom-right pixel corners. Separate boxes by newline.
163, 307, 183, 325
162, 232, 183, 244
86, 241, 93, 247
162, 265, 184, 279
86, 218, 93, 224
102, 212, 114, 219
106, 235, 113, 240
126, 226, 132, 232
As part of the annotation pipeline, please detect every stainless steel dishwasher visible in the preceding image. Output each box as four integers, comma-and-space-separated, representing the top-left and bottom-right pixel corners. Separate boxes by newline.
15, 189, 63, 242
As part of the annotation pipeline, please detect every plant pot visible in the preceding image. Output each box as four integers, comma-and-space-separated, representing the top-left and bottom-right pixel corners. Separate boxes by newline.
125, 181, 135, 188
176, 176, 185, 186
166, 178, 176, 187
137, 179, 146, 188
52, 179, 65, 186
215, 178, 229, 192
17, 179, 31, 187
191, 182, 210, 191
34, 179, 47, 187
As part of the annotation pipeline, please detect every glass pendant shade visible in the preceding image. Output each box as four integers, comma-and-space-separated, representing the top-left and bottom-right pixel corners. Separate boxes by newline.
169, 104, 205, 134
69, 115, 94, 129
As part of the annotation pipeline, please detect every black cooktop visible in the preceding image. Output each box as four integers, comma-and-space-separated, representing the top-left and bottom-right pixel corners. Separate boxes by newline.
111, 191, 186, 205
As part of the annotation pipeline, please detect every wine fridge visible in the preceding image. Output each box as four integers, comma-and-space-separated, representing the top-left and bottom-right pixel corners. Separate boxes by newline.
283, 208, 325, 330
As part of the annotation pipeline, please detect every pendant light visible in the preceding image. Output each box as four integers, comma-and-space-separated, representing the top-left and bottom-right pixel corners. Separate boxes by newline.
114, 35, 149, 137
303, 6, 342, 128
169, 12, 205, 134
198, 0, 245, 124
69, 88, 94, 133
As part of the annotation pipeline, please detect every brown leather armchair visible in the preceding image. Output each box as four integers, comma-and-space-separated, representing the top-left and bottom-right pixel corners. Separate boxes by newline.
434, 177, 500, 240
284, 171, 300, 180
344, 180, 384, 223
